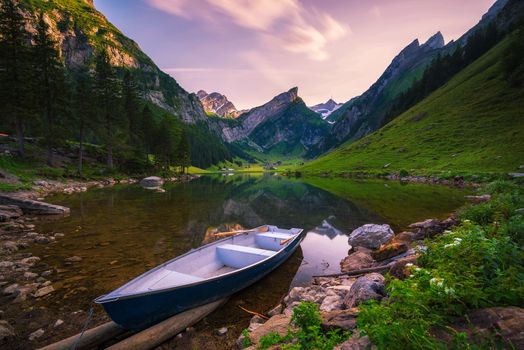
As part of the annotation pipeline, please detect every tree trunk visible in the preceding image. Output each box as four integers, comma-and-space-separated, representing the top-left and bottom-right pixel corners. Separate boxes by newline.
78, 122, 84, 175
15, 117, 24, 157
107, 142, 113, 169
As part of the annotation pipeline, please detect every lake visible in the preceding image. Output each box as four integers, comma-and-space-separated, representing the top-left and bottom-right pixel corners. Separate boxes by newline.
29, 174, 468, 345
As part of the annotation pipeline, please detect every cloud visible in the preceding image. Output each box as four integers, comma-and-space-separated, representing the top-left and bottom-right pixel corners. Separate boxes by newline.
146, 0, 349, 61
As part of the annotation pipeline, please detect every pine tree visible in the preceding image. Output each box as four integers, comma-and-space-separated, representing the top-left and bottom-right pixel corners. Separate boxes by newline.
0, 0, 33, 157
153, 114, 179, 173
175, 130, 191, 174
73, 68, 95, 175
94, 49, 122, 170
34, 13, 69, 166
141, 105, 156, 161
122, 70, 142, 149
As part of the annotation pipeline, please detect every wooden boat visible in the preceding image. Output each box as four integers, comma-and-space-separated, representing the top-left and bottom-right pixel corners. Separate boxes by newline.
95, 225, 304, 330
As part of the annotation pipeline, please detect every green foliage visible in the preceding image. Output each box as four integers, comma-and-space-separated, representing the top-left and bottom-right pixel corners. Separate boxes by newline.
357, 182, 524, 349
301, 34, 524, 175
399, 169, 409, 177
503, 23, 524, 87
241, 329, 252, 348
258, 302, 350, 350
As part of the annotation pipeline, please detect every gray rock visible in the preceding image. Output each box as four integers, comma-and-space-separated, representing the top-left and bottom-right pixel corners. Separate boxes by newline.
334, 334, 372, 350
35, 235, 50, 244
140, 176, 164, 188
54, 319, 64, 328
65, 256, 82, 262
248, 315, 265, 332
348, 224, 394, 250
0, 320, 15, 341
20, 256, 40, 266
0, 205, 23, 222
216, 327, 228, 336
2, 241, 18, 253
3, 283, 19, 295
23, 272, 38, 279
0, 261, 14, 268
344, 273, 385, 308
321, 309, 358, 331
267, 304, 283, 317
28, 328, 45, 341
319, 290, 345, 312
340, 247, 375, 273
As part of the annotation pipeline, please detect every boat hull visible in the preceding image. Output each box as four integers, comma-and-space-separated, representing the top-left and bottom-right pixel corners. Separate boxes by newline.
99, 230, 305, 330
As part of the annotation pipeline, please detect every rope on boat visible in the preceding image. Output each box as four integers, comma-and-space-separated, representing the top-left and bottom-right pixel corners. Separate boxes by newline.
70, 305, 94, 350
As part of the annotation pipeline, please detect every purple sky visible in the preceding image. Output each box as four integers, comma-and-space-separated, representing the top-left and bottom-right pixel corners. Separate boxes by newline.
94, 0, 495, 109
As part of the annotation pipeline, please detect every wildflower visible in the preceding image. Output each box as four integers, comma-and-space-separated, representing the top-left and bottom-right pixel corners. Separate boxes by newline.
444, 230, 452, 234
405, 263, 414, 267
430, 277, 444, 288
444, 287, 455, 295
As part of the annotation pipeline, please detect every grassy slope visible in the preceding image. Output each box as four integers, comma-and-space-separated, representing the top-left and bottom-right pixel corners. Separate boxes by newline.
301, 35, 524, 176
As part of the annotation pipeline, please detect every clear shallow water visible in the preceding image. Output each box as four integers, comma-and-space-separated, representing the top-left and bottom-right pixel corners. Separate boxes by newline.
29, 174, 468, 340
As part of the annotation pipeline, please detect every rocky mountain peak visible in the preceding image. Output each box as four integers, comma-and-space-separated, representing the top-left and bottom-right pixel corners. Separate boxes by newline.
309, 98, 342, 120
422, 31, 445, 50
197, 90, 240, 118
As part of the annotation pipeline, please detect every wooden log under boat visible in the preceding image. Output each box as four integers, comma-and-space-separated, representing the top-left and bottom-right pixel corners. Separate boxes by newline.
38, 321, 126, 350
106, 298, 227, 350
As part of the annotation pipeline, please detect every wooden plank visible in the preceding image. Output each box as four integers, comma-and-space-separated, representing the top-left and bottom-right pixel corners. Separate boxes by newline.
38, 321, 126, 350
106, 298, 228, 350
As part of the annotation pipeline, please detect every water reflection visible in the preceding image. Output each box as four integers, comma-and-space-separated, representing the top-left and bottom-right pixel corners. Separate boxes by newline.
29, 174, 467, 330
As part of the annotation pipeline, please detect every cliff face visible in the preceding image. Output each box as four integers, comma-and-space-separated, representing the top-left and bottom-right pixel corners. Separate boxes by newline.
16, 0, 207, 125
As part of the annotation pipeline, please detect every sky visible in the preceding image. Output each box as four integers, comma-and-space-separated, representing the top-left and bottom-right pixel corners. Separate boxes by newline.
94, 0, 496, 109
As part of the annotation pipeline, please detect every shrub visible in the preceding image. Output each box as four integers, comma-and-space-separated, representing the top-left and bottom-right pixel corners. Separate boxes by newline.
399, 169, 410, 177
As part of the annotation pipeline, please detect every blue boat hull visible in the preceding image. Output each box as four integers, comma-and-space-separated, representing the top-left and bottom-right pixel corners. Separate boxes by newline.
98, 230, 305, 330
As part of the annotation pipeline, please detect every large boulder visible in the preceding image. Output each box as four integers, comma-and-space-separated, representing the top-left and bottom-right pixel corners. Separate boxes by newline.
340, 247, 375, 273
334, 333, 372, 350
246, 314, 292, 347
344, 273, 385, 308
348, 224, 394, 250
139, 176, 164, 188
371, 242, 409, 261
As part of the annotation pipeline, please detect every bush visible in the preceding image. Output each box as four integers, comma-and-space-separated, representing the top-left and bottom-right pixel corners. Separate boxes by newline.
399, 169, 410, 177
258, 302, 350, 350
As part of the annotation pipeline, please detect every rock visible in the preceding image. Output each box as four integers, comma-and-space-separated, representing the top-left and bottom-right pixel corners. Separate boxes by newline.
54, 319, 64, 328
320, 289, 346, 312
0, 205, 23, 222
248, 314, 291, 346
248, 315, 266, 332
23, 272, 38, 279
267, 304, 283, 317
28, 328, 45, 341
464, 194, 491, 203
283, 285, 326, 310
12, 283, 39, 302
54, 233, 65, 238
20, 256, 40, 266
389, 255, 418, 279
372, 242, 409, 261
34, 285, 54, 297
340, 247, 375, 273
348, 224, 394, 250
35, 235, 50, 244
216, 327, 228, 336
140, 176, 164, 188
444, 307, 524, 349
65, 256, 82, 262
2, 241, 18, 253
344, 273, 385, 308
0, 320, 15, 341
41, 270, 52, 277
334, 333, 372, 350
3, 283, 19, 295
321, 309, 359, 331
409, 219, 446, 237
0, 261, 14, 268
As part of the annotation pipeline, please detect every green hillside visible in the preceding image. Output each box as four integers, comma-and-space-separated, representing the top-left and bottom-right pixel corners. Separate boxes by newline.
301, 33, 524, 177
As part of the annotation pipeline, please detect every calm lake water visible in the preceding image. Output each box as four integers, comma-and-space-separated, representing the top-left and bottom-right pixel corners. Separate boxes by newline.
30, 174, 468, 342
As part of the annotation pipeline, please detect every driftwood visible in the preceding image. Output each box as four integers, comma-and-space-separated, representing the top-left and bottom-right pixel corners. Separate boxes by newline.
238, 305, 269, 320
38, 321, 126, 350
313, 263, 395, 278
106, 298, 228, 350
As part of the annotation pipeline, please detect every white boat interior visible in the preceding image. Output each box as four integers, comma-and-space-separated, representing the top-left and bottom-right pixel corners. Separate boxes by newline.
104, 225, 301, 298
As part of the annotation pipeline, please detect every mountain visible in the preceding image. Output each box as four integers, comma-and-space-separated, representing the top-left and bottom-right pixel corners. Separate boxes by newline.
300, 31, 524, 175
17, 0, 207, 125
197, 90, 242, 118
328, 31, 445, 144
309, 99, 342, 121
13, 0, 236, 167
212, 87, 330, 158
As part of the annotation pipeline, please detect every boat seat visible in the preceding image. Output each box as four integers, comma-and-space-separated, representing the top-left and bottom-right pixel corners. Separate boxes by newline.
217, 244, 274, 269
256, 232, 294, 251
147, 270, 204, 291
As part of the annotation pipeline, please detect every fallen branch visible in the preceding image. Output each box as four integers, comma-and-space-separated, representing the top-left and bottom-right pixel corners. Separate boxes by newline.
313, 263, 395, 278
238, 305, 269, 320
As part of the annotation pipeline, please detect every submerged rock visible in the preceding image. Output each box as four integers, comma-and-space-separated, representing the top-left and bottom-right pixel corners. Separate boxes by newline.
28, 328, 44, 341
348, 224, 394, 250
0, 320, 15, 341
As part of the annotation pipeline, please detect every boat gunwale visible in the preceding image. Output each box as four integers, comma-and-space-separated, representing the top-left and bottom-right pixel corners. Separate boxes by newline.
94, 226, 304, 304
